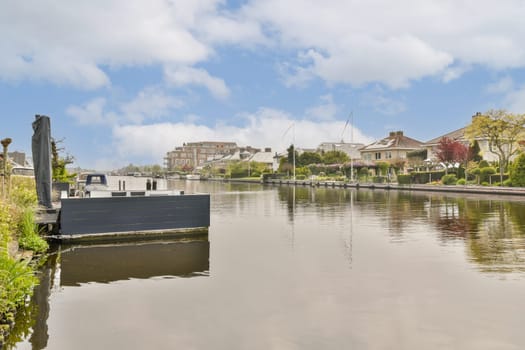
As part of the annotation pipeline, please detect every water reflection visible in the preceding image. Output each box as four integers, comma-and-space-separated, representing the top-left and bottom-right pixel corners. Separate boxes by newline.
8, 183, 525, 349
59, 238, 209, 285
7, 237, 209, 349
276, 186, 525, 274
423, 195, 525, 273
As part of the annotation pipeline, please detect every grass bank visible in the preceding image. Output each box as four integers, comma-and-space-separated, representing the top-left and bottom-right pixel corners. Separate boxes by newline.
0, 176, 48, 346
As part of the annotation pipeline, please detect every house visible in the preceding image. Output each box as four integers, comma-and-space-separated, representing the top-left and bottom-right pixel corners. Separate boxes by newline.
359, 131, 424, 171
248, 150, 276, 172
423, 127, 469, 166
317, 142, 364, 160
423, 115, 509, 163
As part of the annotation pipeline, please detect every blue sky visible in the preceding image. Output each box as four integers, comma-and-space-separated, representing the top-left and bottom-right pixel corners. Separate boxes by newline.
2, 0, 525, 170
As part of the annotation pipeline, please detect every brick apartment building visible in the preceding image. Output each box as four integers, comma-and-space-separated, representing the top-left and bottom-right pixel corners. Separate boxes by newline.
165, 142, 238, 170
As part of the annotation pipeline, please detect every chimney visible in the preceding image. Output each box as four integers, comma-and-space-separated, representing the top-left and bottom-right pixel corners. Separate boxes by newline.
389, 131, 396, 137
396, 131, 403, 136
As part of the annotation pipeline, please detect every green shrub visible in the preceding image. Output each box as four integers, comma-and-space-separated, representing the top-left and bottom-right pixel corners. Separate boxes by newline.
456, 178, 466, 185
9, 176, 38, 208
295, 174, 306, 180
0, 255, 38, 316
481, 181, 489, 186
479, 160, 490, 168
372, 176, 386, 183
397, 174, 411, 185
0, 175, 44, 325
480, 167, 496, 183
410, 171, 445, 184
17, 209, 48, 253
503, 179, 513, 187
441, 174, 458, 185
0, 204, 11, 253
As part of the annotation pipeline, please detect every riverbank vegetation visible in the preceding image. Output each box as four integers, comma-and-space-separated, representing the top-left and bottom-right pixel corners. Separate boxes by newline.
268, 109, 525, 187
0, 175, 47, 346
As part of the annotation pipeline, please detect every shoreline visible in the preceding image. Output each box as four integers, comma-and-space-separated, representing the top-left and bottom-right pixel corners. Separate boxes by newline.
206, 177, 525, 197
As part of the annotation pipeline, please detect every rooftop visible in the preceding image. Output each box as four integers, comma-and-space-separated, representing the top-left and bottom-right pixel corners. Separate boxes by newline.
361, 131, 423, 151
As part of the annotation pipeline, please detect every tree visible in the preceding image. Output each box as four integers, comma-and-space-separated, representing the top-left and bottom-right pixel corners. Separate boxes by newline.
278, 144, 299, 178
510, 153, 525, 187
465, 109, 525, 183
297, 152, 322, 166
322, 150, 349, 164
227, 161, 244, 178
278, 157, 293, 176
435, 137, 469, 174
51, 138, 76, 182
151, 164, 163, 175
469, 140, 482, 162
286, 144, 298, 165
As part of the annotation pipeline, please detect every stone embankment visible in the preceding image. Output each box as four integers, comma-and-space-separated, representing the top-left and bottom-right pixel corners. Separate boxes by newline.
211, 178, 525, 197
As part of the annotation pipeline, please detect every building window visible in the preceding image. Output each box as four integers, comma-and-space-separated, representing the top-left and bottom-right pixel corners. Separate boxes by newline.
375, 152, 381, 160
386, 152, 392, 159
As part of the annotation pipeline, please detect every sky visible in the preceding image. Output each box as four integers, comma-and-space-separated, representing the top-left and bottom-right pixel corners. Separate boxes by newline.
2, 0, 525, 170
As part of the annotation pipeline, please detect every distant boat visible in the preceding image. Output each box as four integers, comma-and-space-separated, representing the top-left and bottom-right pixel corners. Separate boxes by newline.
186, 174, 201, 180
50, 172, 210, 240
83, 173, 109, 196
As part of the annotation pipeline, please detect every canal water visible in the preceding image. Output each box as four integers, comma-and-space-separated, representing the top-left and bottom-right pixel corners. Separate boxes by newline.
8, 181, 525, 349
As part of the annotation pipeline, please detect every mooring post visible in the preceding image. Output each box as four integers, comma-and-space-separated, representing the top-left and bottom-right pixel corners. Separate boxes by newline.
1, 138, 12, 199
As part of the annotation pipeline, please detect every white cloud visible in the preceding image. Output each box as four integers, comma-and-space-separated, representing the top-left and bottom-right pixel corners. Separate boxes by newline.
243, 0, 525, 87
66, 98, 111, 125
303, 37, 452, 89
3, 0, 525, 90
441, 64, 471, 83
0, 52, 111, 89
164, 66, 230, 99
120, 87, 184, 123
110, 108, 374, 166
66, 87, 182, 125
0, 0, 260, 89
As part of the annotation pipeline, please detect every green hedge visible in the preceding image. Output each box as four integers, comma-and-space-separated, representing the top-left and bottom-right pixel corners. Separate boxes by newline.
397, 174, 411, 185
261, 173, 285, 181
407, 171, 446, 184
